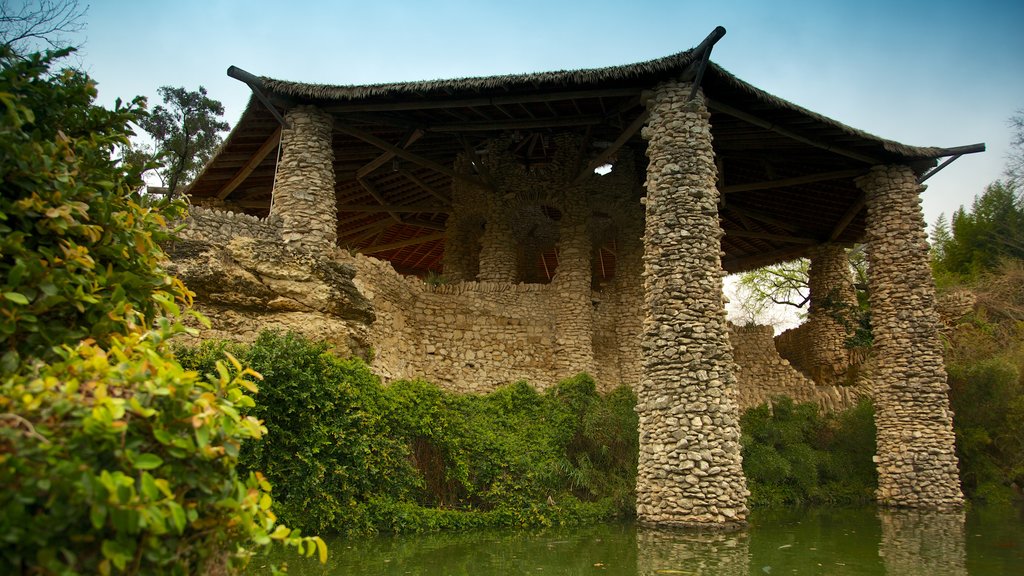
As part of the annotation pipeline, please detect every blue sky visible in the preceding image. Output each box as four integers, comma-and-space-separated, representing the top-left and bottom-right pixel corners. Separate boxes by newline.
76, 0, 1023, 227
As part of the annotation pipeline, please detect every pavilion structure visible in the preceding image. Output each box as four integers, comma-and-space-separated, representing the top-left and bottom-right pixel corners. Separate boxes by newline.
188, 28, 980, 526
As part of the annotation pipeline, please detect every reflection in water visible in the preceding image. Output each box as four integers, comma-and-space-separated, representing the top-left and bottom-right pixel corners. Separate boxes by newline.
878, 509, 967, 576
256, 506, 1021, 575
635, 527, 749, 576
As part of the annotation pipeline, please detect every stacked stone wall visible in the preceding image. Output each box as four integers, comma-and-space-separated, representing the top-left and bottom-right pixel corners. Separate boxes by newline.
730, 324, 867, 412
635, 82, 748, 527
178, 205, 281, 244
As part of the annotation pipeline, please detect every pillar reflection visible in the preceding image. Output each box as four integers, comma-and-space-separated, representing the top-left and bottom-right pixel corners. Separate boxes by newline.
878, 508, 967, 576
635, 526, 750, 576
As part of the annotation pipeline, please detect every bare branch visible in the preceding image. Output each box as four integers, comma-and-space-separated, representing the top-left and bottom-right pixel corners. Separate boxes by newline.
0, 0, 87, 55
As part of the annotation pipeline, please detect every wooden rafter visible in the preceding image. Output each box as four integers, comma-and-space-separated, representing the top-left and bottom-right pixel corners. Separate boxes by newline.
357, 177, 401, 223
399, 170, 451, 204
720, 168, 865, 195
215, 126, 282, 200
338, 203, 450, 213
708, 100, 882, 165
828, 193, 866, 242
724, 204, 801, 233
361, 232, 446, 254
335, 123, 492, 192
723, 245, 815, 273
355, 129, 424, 179
573, 110, 650, 185
723, 229, 817, 244
430, 115, 604, 132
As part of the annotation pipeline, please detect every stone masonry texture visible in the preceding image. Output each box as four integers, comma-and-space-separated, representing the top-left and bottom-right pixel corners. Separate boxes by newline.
859, 164, 963, 510
274, 105, 337, 249
776, 245, 859, 385
635, 81, 748, 528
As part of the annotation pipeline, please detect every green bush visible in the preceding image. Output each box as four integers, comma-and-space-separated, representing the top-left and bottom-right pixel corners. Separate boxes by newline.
177, 332, 640, 535
0, 49, 320, 574
740, 397, 877, 507
948, 356, 1024, 504
0, 49, 188, 374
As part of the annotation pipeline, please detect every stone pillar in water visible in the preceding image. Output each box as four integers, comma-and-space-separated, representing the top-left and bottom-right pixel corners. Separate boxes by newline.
273, 105, 337, 249
635, 81, 748, 527
859, 165, 963, 509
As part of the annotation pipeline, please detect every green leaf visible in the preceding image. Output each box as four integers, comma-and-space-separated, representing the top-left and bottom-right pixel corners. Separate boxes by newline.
134, 453, 163, 470
167, 501, 186, 534
3, 291, 29, 305
90, 504, 107, 529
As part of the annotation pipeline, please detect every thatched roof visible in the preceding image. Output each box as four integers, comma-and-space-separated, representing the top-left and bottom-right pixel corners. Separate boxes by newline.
189, 42, 977, 277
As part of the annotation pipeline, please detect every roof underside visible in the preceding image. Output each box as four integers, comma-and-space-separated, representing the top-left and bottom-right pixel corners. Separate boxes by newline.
189, 47, 964, 279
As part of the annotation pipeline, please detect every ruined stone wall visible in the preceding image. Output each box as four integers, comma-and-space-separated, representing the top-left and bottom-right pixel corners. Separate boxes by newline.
350, 251, 563, 391
730, 324, 868, 412
178, 205, 887, 412
859, 164, 963, 510
635, 82, 748, 528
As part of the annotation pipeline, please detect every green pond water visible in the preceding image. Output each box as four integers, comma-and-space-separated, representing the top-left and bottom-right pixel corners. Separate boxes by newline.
256, 506, 1022, 575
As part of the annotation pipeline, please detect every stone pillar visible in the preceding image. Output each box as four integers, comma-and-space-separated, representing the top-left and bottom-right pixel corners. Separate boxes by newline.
444, 161, 484, 282
272, 105, 336, 249
614, 213, 645, 387
477, 199, 518, 282
635, 81, 748, 528
552, 189, 594, 376
804, 244, 858, 384
858, 165, 963, 509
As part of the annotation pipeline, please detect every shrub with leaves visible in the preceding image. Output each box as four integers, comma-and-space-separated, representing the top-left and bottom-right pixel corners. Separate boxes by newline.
0, 49, 322, 574
177, 332, 640, 535
740, 397, 877, 507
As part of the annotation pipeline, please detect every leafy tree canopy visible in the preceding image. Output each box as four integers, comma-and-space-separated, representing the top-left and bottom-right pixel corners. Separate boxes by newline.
135, 85, 229, 196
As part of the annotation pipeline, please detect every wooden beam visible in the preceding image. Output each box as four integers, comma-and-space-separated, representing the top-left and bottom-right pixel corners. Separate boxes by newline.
430, 115, 604, 132
338, 203, 451, 213
357, 177, 401, 223
399, 170, 451, 204
336, 123, 492, 192
402, 218, 446, 232
707, 100, 882, 165
355, 129, 424, 179
216, 126, 282, 200
572, 110, 650, 185
724, 204, 800, 233
829, 193, 866, 242
723, 229, 818, 245
341, 217, 391, 238
361, 232, 446, 254
723, 245, 815, 274
721, 169, 865, 195
322, 87, 643, 114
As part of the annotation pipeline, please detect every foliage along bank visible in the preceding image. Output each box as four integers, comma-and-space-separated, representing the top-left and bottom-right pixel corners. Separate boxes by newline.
176, 332, 640, 535
177, 331, 882, 536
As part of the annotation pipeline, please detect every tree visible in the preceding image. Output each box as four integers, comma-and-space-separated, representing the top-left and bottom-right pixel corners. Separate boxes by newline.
733, 247, 868, 328
934, 180, 1024, 279
734, 258, 810, 326
136, 85, 229, 197
1007, 108, 1024, 188
0, 49, 323, 573
0, 0, 86, 55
